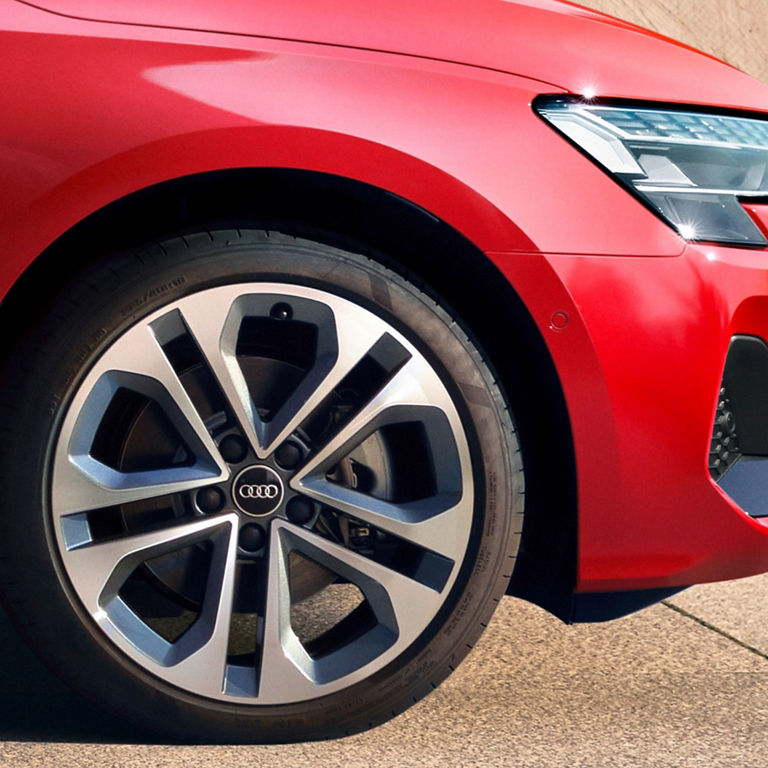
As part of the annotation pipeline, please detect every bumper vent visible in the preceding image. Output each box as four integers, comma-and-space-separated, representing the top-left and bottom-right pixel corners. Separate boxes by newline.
712, 335, 768, 517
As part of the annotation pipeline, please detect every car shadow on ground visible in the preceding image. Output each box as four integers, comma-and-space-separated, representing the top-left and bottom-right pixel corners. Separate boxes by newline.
0, 607, 158, 744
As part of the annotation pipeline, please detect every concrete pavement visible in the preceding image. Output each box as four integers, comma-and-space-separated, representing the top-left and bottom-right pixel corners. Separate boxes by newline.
1, 574, 767, 767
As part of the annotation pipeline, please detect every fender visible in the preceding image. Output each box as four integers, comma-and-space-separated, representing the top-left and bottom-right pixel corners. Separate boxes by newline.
0, 13, 684, 298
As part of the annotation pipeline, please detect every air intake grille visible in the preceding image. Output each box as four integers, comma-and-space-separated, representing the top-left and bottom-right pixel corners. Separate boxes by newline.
709, 383, 742, 481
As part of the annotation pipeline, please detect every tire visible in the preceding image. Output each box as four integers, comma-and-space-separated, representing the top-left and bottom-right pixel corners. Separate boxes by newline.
0, 229, 523, 743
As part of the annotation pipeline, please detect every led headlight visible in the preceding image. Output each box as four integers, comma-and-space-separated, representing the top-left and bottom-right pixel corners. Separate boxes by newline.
536, 97, 768, 246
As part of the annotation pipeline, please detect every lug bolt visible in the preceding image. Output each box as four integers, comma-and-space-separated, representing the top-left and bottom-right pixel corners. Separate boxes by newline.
270, 302, 293, 320
275, 441, 302, 470
239, 523, 266, 552
286, 497, 315, 524
196, 487, 225, 514
219, 435, 247, 464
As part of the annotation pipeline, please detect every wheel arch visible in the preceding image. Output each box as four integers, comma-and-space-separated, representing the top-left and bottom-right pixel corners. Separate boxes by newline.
0, 167, 577, 619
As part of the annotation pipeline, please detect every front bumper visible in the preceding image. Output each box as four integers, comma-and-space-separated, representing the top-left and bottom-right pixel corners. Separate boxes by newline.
490, 237, 768, 594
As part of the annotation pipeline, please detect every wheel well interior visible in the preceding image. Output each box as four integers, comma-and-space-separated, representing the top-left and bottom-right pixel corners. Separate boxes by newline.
0, 168, 577, 620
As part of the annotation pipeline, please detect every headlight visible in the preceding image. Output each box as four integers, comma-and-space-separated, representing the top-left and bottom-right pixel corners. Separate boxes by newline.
535, 96, 768, 246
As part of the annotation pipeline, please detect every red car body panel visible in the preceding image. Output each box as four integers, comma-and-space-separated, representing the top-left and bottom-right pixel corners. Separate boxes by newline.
18, 0, 768, 110
501, 245, 768, 591
3, 0, 768, 597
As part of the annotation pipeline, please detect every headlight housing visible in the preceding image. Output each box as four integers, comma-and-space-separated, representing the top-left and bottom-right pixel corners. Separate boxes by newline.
535, 96, 768, 246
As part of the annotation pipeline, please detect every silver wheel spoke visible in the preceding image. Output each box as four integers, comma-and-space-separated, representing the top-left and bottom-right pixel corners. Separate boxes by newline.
294, 356, 436, 473
66, 513, 239, 697
256, 298, 392, 457
298, 485, 470, 562
256, 520, 443, 702
160, 515, 239, 696
52, 319, 228, 516
176, 286, 392, 459
52, 461, 226, 519
65, 514, 237, 615
172, 289, 264, 456
87, 320, 224, 466
292, 356, 471, 561
256, 523, 317, 702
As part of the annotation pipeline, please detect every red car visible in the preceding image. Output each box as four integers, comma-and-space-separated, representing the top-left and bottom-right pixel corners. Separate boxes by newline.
1, 0, 768, 744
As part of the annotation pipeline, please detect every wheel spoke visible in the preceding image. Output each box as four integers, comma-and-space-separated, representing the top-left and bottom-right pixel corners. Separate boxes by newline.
256, 296, 394, 457
176, 286, 392, 459
93, 320, 225, 466
301, 484, 471, 562
256, 520, 443, 702
65, 513, 239, 697
291, 355, 471, 560
64, 513, 238, 617
256, 523, 317, 702
173, 288, 264, 456
52, 319, 228, 516
294, 356, 436, 474
161, 515, 240, 696
52, 460, 227, 518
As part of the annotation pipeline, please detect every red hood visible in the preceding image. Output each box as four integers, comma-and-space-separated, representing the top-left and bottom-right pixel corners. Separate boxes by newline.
16, 0, 768, 110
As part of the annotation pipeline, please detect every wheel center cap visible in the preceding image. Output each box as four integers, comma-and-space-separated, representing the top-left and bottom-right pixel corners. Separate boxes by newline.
232, 465, 284, 517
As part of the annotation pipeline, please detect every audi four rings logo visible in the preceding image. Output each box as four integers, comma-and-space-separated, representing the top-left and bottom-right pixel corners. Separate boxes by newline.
238, 484, 280, 499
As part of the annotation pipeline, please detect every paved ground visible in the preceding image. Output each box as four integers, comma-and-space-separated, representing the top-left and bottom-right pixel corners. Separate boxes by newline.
1, 574, 767, 767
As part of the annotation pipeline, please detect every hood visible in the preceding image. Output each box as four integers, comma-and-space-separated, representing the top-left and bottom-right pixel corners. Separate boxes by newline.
18, 0, 768, 111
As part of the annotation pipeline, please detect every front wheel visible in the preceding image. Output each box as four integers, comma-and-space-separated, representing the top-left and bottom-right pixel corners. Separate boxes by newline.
0, 229, 523, 742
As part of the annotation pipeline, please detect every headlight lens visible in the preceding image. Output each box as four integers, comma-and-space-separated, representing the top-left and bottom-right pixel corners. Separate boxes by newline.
535, 97, 768, 246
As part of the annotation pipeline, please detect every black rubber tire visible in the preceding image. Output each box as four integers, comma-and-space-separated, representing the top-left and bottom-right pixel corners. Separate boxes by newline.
0, 229, 523, 743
